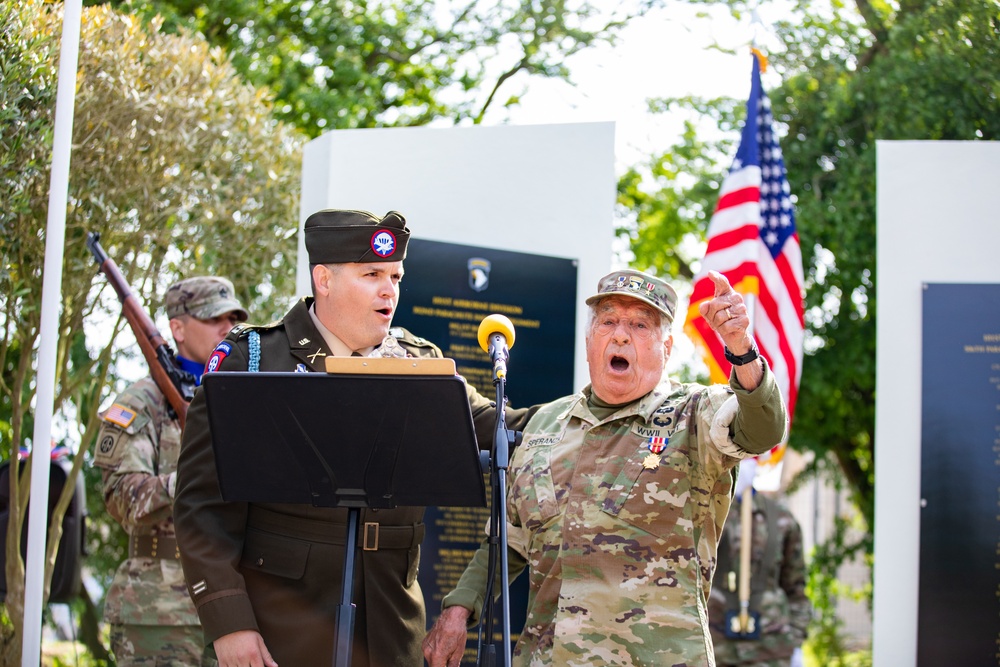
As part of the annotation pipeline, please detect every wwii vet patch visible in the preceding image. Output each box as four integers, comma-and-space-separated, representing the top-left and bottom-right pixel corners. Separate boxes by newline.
104, 403, 137, 428
205, 342, 232, 374
371, 229, 397, 258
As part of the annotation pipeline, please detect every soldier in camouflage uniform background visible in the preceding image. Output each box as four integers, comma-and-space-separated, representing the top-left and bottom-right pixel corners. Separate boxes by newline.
424, 268, 788, 666
94, 276, 247, 666
709, 459, 811, 667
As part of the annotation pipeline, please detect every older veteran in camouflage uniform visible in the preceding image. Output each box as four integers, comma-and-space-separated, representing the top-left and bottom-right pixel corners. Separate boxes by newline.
175, 209, 537, 667
95, 276, 247, 666
424, 268, 788, 667
709, 462, 811, 667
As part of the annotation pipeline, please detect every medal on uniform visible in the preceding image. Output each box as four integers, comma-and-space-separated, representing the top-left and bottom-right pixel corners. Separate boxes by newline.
643, 435, 667, 470
647, 436, 667, 453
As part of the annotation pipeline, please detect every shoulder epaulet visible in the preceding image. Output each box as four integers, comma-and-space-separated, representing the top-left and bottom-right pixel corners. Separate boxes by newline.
231, 323, 252, 338
389, 326, 435, 348
390, 326, 443, 359
232, 319, 283, 339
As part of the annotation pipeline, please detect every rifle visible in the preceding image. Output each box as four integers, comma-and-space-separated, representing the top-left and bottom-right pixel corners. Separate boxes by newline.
87, 232, 197, 429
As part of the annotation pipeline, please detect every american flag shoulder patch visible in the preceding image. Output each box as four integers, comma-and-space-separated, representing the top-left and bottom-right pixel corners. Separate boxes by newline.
104, 403, 137, 428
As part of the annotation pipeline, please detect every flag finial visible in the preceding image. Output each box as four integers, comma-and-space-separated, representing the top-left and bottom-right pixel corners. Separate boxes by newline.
751, 47, 768, 73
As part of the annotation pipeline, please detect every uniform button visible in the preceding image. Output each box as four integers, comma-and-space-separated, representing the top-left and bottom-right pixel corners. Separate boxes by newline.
257, 557, 264, 566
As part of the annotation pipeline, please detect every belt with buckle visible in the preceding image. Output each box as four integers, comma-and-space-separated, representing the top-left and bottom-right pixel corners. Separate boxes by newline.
129, 534, 180, 560
246, 507, 424, 551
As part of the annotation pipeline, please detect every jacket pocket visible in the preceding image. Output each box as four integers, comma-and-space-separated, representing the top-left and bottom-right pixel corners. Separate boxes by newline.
508, 442, 562, 532
240, 528, 311, 580
600, 446, 693, 541
406, 545, 420, 588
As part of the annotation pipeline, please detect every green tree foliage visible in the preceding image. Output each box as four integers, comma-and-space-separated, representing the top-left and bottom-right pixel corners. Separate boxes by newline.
627, 0, 999, 525
0, 1, 302, 660
92, 0, 662, 137
624, 0, 999, 656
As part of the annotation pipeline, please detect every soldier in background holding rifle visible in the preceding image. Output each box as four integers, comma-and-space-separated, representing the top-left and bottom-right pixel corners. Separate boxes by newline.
89, 233, 248, 666
709, 458, 812, 667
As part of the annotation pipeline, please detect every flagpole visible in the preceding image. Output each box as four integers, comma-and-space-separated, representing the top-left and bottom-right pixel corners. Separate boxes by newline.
683, 51, 804, 478
22, 1, 83, 664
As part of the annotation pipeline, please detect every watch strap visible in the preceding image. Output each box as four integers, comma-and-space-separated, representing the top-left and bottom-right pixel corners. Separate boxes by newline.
724, 342, 760, 366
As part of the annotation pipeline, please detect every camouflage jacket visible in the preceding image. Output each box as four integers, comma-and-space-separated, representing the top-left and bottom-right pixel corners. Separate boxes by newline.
94, 376, 199, 626
709, 493, 811, 666
444, 360, 787, 666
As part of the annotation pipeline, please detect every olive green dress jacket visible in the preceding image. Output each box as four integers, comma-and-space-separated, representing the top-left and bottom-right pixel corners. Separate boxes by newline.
175, 297, 533, 667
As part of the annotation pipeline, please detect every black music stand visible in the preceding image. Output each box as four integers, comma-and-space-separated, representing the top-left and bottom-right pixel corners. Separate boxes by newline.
201, 369, 486, 667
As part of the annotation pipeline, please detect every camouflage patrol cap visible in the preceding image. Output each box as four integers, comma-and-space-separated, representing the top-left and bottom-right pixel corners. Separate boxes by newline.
164, 276, 248, 321
304, 209, 410, 264
585, 269, 678, 323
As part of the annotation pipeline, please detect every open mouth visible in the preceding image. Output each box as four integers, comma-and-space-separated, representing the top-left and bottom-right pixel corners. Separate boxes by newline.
610, 355, 630, 372
376, 307, 393, 318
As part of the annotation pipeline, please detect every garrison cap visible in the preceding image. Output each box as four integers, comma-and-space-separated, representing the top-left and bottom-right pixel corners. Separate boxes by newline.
165, 276, 248, 322
585, 269, 678, 324
304, 209, 410, 264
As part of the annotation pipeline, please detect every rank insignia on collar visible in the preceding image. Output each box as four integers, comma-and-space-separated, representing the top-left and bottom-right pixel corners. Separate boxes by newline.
647, 436, 668, 454
642, 453, 660, 471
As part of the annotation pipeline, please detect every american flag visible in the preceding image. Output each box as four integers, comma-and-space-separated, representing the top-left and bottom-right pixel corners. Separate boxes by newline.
684, 51, 804, 432
104, 403, 137, 428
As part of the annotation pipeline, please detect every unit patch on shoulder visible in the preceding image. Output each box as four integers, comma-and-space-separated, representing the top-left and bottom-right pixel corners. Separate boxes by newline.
93, 429, 124, 467
206, 342, 232, 374
103, 403, 137, 428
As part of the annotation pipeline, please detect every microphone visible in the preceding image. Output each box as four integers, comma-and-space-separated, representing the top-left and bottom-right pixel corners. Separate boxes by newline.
478, 314, 516, 380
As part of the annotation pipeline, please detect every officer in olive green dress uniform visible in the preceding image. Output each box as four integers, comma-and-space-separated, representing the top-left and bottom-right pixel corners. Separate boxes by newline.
175, 209, 536, 667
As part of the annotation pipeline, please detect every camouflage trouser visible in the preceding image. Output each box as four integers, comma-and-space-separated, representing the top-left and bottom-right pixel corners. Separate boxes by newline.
717, 660, 793, 667
110, 623, 218, 667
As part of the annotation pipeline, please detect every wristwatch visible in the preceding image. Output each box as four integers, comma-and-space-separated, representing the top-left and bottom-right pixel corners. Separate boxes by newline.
724, 341, 760, 366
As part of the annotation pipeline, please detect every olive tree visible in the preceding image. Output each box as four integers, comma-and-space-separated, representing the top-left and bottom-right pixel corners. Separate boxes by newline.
1, 2, 302, 660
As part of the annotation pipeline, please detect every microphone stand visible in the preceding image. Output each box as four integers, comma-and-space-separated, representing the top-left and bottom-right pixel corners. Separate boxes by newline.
477, 341, 518, 667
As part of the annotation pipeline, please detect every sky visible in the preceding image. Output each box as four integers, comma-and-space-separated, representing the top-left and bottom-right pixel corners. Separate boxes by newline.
480, 3, 785, 170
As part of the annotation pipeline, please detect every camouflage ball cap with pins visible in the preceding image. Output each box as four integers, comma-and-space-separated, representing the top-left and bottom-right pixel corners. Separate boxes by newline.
165, 276, 248, 321
585, 269, 678, 324
304, 209, 410, 264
